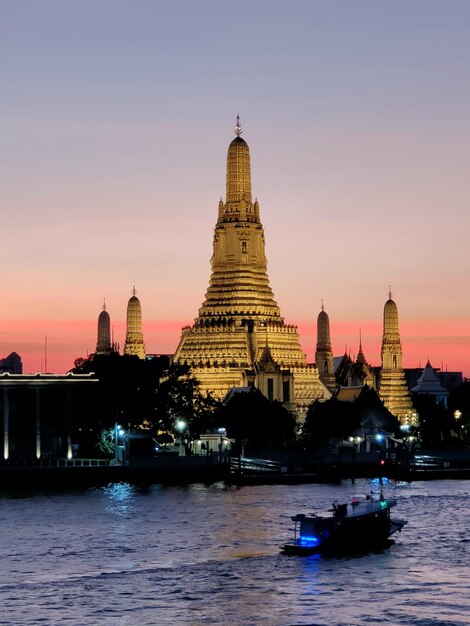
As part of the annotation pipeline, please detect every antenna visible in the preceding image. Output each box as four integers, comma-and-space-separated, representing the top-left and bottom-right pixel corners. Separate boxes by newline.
44, 335, 48, 374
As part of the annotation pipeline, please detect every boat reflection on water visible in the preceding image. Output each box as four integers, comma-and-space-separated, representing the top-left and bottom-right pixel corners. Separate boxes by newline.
282, 491, 407, 556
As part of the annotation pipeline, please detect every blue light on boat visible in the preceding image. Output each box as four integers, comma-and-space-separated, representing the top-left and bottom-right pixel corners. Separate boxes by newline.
300, 535, 320, 546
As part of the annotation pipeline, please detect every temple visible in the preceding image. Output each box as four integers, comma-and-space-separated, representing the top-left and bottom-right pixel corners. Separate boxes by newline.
96, 300, 112, 355
315, 301, 336, 392
173, 118, 330, 417
124, 286, 146, 359
377, 289, 416, 424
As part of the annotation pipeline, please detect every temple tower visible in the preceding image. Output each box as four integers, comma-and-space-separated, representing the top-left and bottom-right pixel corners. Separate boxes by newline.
124, 286, 145, 359
173, 118, 330, 417
355, 330, 376, 388
315, 301, 336, 391
378, 289, 416, 424
96, 300, 112, 354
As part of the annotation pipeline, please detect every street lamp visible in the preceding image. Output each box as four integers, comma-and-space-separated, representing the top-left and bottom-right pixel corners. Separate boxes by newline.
175, 419, 187, 433
348, 435, 362, 448
114, 423, 125, 463
174, 419, 187, 455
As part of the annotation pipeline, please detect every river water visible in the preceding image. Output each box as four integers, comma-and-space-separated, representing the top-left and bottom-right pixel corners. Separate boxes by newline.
0, 478, 469, 626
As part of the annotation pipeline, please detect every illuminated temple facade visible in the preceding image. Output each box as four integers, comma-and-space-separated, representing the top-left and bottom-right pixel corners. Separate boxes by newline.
173, 119, 330, 417
377, 290, 416, 425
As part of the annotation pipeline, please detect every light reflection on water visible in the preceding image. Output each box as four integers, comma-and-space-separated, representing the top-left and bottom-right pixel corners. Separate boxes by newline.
1, 479, 469, 625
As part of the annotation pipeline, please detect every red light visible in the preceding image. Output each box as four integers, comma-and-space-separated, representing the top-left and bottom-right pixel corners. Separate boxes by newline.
380, 459, 385, 465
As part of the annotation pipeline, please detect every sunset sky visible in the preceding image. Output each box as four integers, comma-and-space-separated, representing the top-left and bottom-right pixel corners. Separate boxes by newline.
1, 1, 469, 376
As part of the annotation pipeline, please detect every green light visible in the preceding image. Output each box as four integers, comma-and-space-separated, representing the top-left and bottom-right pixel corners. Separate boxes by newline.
380, 500, 387, 508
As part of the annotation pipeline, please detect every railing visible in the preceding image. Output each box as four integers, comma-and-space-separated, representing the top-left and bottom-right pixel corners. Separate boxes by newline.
1, 458, 111, 469
230, 456, 282, 477
411, 455, 448, 471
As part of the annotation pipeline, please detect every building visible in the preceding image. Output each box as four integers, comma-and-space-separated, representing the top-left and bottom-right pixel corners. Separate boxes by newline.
377, 290, 416, 425
334, 344, 376, 392
124, 286, 146, 359
173, 118, 330, 418
0, 373, 97, 461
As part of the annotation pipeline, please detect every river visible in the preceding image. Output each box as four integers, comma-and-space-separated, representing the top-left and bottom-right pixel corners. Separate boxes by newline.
0, 478, 469, 625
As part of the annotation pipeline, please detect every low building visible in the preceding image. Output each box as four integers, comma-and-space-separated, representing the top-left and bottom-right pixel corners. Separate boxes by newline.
0, 373, 98, 462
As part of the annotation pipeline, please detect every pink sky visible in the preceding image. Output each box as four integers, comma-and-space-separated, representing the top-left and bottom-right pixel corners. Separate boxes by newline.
1, 2, 469, 377
2, 316, 468, 377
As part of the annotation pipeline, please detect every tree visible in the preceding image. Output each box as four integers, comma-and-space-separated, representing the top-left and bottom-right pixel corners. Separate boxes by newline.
413, 393, 462, 449
448, 381, 470, 445
153, 364, 220, 453
301, 398, 360, 449
214, 388, 296, 453
69, 352, 168, 439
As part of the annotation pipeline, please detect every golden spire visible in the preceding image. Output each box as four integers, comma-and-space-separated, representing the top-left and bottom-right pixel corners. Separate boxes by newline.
379, 291, 415, 423
196, 118, 280, 320
315, 300, 335, 388
124, 286, 145, 359
226, 116, 252, 206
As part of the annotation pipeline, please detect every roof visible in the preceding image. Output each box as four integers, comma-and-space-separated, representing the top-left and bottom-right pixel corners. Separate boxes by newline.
411, 362, 449, 396
336, 387, 363, 402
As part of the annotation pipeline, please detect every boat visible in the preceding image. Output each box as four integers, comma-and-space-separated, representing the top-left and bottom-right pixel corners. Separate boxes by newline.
282, 492, 406, 556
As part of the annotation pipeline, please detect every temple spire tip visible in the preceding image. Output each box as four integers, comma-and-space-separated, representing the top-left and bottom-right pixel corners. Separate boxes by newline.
235, 114, 242, 136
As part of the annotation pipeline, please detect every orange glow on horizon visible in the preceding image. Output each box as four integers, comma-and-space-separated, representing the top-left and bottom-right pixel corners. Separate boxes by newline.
1, 317, 468, 377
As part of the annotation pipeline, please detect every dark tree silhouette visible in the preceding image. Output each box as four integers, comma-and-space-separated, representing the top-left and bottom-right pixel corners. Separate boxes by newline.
214, 388, 296, 453
413, 393, 462, 448
301, 398, 360, 449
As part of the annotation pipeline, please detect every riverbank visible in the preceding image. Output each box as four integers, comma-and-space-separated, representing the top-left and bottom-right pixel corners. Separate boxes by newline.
0, 457, 229, 491
2, 449, 470, 491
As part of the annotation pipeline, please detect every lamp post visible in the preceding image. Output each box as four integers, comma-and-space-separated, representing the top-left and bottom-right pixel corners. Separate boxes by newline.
114, 423, 125, 463
175, 419, 187, 456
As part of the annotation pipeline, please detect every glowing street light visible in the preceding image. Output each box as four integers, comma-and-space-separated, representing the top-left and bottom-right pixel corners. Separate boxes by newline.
174, 419, 187, 456
114, 423, 126, 463
175, 419, 187, 433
